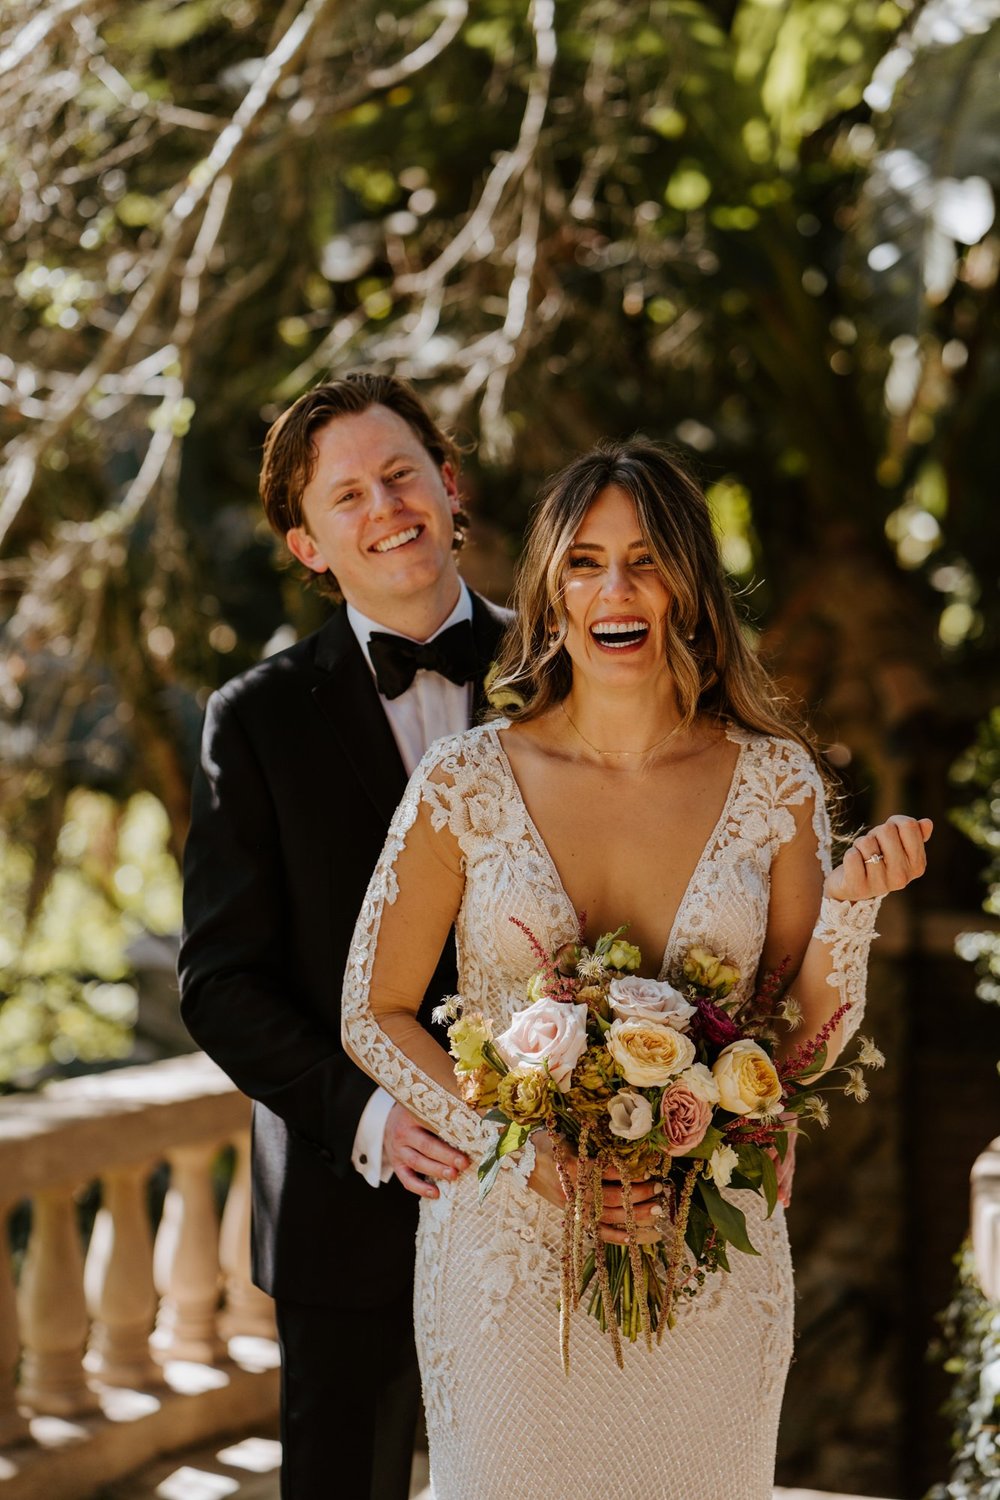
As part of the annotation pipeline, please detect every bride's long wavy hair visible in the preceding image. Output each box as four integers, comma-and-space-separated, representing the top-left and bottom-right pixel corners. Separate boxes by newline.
489, 438, 818, 765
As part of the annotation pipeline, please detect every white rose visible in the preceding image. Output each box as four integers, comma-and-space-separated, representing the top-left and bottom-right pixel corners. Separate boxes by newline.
608, 976, 695, 1031
605, 1018, 696, 1087
495, 998, 589, 1092
712, 1039, 783, 1118
679, 1062, 721, 1105
607, 1090, 655, 1141
707, 1144, 739, 1190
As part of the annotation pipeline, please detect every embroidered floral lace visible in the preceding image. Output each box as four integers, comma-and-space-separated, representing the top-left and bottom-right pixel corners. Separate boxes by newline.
342, 723, 880, 1500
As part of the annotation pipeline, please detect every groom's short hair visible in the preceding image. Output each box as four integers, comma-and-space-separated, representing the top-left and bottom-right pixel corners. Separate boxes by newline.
259, 372, 461, 539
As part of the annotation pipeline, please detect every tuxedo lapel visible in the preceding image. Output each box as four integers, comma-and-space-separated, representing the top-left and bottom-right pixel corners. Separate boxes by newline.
311, 611, 408, 825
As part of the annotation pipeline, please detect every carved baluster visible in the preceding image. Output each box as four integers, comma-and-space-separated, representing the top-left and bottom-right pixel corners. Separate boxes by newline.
85, 1163, 161, 1387
18, 1185, 98, 1415
219, 1132, 275, 1342
151, 1142, 224, 1364
0, 1201, 29, 1444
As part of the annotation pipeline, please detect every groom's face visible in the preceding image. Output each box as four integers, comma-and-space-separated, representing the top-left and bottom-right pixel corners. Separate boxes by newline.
285, 404, 461, 618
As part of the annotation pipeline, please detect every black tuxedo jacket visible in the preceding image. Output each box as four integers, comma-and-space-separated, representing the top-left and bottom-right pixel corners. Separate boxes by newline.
178, 595, 509, 1309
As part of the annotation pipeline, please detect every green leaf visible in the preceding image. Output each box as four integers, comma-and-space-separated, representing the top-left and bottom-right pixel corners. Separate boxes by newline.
698, 1177, 760, 1256
477, 1153, 503, 1203
685, 1200, 711, 1259
759, 1148, 779, 1217
497, 1121, 531, 1159
677, 1125, 725, 1161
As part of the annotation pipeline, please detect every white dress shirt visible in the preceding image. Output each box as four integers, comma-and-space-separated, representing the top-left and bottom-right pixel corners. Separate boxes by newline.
347, 585, 474, 1187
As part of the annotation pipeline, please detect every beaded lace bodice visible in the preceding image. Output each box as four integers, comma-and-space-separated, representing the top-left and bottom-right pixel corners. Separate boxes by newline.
341, 721, 882, 1500
343, 721, 879, 1163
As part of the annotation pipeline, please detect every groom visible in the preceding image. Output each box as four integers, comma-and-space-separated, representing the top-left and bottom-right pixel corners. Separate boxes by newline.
178, 373, 510, 1499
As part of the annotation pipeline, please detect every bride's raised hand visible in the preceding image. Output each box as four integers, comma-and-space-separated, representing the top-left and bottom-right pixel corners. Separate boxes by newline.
824, 815, 932, 903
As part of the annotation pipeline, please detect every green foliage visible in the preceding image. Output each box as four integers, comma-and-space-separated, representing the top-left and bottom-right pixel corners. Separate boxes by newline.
952, 709, 1000, 1004
927, 1247, 1000, 1500
1, 0, 999, 1082
0, 790, 181, 1085
928, 713, 1000, 1493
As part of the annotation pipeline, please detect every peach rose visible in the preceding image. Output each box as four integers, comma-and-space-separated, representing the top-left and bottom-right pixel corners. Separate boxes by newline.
605, 1018, 696, 1087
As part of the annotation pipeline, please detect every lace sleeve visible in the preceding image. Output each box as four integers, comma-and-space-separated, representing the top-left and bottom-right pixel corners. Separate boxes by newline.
770, 739, 881, 1046
342, 738, 497, 1160
812, 895, 881, 1045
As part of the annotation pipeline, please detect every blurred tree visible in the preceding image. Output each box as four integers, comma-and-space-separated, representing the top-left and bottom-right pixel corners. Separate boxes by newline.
0, 0, 997, 1037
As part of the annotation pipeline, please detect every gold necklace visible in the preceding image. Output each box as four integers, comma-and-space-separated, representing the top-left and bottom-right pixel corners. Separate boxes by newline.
560, 701, 685, 758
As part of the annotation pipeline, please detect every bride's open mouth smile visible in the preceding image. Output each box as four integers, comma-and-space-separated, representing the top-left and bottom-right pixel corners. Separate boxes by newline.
589, 616, 651, 652
369, 524, 425, 554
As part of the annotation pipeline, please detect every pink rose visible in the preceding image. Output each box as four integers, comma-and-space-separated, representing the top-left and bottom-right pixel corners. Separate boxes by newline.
609, 976, 695, 1031
660, 1081, 713, 1157
495, 998, 589, 1092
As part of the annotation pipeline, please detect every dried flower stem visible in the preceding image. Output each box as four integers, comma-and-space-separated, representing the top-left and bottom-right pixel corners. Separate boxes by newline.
618, 1164, 652, 1351
548, 1120, 578, 1375
657, 1162, 700, 1344
572, 1124, 592, 1303
778, 1000, 852, 1079
594, 1232, 624, 1371
508, 916, 579, 1002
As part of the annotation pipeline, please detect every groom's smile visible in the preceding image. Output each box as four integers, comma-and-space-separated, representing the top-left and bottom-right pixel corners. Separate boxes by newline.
285, 403, 462, 626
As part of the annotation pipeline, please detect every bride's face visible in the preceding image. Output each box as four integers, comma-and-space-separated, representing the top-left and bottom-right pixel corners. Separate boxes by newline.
560, 485, 672, 685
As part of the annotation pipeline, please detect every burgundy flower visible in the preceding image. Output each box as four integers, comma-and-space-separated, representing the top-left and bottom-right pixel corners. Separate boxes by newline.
691, 997, 742, 1049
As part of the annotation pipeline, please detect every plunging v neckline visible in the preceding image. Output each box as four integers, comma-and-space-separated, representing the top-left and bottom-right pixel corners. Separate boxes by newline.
488, 721, 750, 981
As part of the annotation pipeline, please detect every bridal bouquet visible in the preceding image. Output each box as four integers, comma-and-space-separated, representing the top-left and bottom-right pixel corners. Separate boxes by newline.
437, 920, 884, 1371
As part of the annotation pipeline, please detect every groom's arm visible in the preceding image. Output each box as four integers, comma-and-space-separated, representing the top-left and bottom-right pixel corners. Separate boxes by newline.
178, 685, 372, 1176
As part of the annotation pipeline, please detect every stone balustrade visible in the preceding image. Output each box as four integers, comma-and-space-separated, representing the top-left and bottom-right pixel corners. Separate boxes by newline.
0, 1055, 279, 1500
972, 1134, 1000, 1302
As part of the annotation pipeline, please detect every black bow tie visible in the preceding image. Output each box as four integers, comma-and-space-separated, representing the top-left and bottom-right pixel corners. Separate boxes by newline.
368, 620, 480, 701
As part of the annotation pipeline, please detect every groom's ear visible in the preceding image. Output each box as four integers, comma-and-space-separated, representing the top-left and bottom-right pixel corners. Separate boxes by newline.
440, 461, 460, 513
287, 525, 330, 575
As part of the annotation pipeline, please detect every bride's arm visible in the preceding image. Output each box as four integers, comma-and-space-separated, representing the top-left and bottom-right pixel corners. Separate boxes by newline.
759, 752, 930, 1066
342, 760, 497, 1160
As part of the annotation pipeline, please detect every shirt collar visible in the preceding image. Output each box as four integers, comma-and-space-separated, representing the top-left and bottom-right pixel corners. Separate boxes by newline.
346, 582, 473, 680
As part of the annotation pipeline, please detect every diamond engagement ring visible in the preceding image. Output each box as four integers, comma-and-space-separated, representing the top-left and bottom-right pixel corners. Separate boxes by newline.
864, 853, 884, 865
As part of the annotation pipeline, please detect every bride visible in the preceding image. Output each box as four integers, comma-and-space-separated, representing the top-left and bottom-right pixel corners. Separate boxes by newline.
342, 438, 930, 1500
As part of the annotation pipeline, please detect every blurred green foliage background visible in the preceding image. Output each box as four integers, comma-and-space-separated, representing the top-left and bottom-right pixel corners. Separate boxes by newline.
1, 4, 1000, 1491
0, 0, 997, 1075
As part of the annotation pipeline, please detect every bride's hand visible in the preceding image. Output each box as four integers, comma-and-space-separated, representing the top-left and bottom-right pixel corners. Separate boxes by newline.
526, 1134, 664, 1243
824, 815, 931, 903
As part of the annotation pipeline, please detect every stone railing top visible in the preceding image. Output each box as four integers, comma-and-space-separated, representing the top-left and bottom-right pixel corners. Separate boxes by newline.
0, 1054, 248, 1201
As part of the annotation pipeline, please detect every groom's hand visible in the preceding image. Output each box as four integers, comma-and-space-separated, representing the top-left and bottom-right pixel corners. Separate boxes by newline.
384, 1103, 469, 1199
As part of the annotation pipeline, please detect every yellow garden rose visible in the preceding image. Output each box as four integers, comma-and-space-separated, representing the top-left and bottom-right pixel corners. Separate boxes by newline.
712, 1039, 783, 1117
605, 1018, 696, 1087
447, 1012, 493, 1072
605, 939, 642, 973
682, 946, 740, 997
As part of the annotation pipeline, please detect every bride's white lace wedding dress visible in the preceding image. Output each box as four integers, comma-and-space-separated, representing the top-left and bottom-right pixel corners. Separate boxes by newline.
343, 722, 880, 1500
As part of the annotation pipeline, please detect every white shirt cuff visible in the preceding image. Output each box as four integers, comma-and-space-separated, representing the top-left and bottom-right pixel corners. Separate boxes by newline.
351, 1086, 396, 1187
